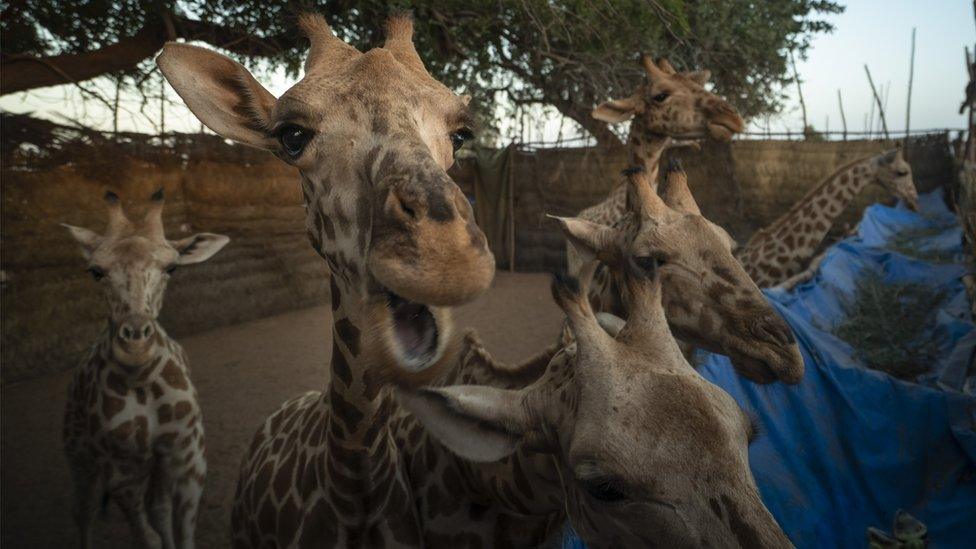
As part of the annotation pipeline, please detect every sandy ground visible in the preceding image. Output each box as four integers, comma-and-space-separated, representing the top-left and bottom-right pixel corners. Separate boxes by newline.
1, 272, 564, 548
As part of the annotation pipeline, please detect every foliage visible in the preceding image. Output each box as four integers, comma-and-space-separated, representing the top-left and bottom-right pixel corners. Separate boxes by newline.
833, 271, 946, 381
2, 0, 843, 142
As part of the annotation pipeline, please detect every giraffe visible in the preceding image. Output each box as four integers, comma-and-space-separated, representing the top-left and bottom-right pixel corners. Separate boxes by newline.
553, 161, 803, 384
158, 12, 499, 547
400, 254, 794, 548
736, 146, 918, 287
62, 189, 229, 549
361, 161, 804, 545
567, 55, 745, 277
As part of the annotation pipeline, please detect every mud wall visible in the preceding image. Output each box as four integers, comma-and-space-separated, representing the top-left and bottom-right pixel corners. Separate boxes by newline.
1, 149, 328, 383
1, 132, 953, 381
465, 134, 953, 271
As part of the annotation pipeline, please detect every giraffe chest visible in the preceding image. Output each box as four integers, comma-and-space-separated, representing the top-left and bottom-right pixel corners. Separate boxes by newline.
66, 352, 202, 467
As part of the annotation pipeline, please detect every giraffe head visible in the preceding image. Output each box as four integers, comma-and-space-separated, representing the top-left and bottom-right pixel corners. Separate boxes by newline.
158, 13, 494, 372
63, 190, 229, 368
401, 259, 791, 548
592, 56, 744, 142
873, 146, 918, 211
552, 162, 803, 384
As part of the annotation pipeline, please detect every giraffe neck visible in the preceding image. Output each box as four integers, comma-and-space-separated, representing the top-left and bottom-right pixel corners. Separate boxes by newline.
312, 270, 418, 539
627, 124, 673, 189
739, 157, 877, 285
319, 273, 397, 447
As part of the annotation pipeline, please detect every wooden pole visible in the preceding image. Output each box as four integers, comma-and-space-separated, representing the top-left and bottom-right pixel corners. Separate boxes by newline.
510, 109, 523, 272
113, 73, 121, 136
790, 50, 809, 137
864, 64, 890, 139
965, 46, 976, 163
867, 91, 875, 138
159, 71, 166, 135
837, 89, 848, 140
905, 27, 917, 144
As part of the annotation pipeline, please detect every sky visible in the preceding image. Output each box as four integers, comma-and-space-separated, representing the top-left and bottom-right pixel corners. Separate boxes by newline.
766, 0, 974, 136
2, 1, 973, 142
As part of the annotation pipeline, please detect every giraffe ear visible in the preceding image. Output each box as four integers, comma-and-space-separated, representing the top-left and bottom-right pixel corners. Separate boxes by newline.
592, 95, 643, 123
686, 69, 711, 86
62, 223, 101, 259
549, 215, 616, 263
157, 43, 277, 150
169, 233, 230, 265
397, 385, 539, 462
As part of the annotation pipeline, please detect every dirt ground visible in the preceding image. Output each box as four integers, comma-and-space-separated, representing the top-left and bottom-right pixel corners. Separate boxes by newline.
1, 272, 564, 548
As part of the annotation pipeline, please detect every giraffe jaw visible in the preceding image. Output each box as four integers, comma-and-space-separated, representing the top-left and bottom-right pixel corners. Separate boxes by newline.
727, 342, 804, 385
110, 337, 156, 370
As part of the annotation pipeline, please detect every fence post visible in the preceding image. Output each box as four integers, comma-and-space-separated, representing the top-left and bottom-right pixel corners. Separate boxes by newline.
905, 27, 917, 148
837, 89, 848, 141
864, 64, 891, 140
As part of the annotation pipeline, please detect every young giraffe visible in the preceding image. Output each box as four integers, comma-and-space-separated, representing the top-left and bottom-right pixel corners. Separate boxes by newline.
554, 163, 804, 384
737, 147, 918, 287
159, 13, 498, 547
62, 190, 229, 549
401, 255, 793, 548
567, 56, 744, 277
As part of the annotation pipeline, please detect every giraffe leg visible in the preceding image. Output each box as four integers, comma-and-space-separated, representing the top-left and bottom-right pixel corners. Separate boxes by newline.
172, 458, 205, 549
147, 465, 176, 549
114, 479, 163, 549
68, 461, 98, 549
172, 476, 204, 549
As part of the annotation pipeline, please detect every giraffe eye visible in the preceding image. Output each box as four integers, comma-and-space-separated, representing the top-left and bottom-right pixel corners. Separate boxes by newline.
87, 266, 106, 281
652, 92, 670, 103
582, 476, 628, 502
279, 124, 312, 158
450, 128, 474, 153
164, 264, 178, 275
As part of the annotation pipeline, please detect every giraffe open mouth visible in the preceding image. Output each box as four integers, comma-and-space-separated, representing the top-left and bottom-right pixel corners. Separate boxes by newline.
386, 292, 440, 371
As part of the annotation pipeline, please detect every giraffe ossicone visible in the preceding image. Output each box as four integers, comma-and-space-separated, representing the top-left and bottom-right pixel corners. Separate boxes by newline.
62, 189, 228, 549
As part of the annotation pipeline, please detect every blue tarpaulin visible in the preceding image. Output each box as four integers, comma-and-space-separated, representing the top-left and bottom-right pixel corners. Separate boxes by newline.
564, 190, 976, 548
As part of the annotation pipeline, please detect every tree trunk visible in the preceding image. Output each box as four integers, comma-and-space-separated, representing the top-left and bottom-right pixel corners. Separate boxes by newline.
550, 98, 624, 149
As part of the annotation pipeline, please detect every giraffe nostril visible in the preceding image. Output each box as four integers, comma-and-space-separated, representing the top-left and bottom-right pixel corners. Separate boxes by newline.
142, 325, 152, 338
386, 185, 422, 222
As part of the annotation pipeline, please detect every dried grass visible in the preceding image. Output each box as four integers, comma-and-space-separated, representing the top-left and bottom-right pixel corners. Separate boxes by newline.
886, 217, 958, 264
833, 271, 946, 380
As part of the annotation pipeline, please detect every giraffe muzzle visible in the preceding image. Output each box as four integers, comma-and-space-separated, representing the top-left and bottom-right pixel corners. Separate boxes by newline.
369, 177, 495, 307
727, 316, 804, 385
706, 105, 745, 141
112, 316, 157, 367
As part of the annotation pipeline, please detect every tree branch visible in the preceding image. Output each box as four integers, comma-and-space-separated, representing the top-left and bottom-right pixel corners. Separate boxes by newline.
1, 20, 166, 95
1, 13, 296, 96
